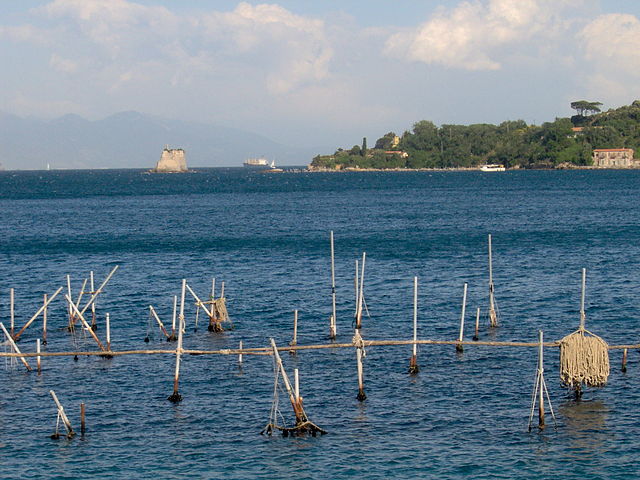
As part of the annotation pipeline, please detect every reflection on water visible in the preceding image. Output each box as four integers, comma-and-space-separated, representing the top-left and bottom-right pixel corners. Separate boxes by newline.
558, 400, 614, 457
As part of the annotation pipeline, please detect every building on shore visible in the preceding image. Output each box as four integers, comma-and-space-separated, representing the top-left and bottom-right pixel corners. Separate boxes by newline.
152, 146, 188, 172
592, 148, 638, 168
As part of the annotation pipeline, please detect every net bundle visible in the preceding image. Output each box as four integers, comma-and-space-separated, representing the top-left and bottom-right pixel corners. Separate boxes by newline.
559, 329, 609, 389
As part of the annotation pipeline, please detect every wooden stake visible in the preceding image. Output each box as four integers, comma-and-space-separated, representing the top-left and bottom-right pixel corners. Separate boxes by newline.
330, 231, 337, 339
80, 403, 86, 436
220, 282, 225, 299
580, 268, 586, 330
90, 271, 97, 330
294, 368, 300, 403
13, 287, 63, 341
289, 310, 298, 354
528, 330, 557, 431
66, 275, 73, 324
269, 339, 306, 424
354, 259, 359, 315
78, 265, 119, 319
149, 306, 171, 339
0, 322, 32, 371
356, 343, 366, 401
473, 307, 480, 341
49, 390, 74, 438
538, 330, 545, 429
36, 338, 41, 374
356, 253, 366, 329
42, 293, 48, 345
409, 276, 419, 374
456, 283, 467, 353
238, 340, 243, 365
170, 295, 177, 341
622, 348, 628, 372
10, 288, 15, 337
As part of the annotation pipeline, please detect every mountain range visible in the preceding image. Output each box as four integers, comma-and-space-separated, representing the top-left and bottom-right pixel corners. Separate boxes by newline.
0, 111, 325, 170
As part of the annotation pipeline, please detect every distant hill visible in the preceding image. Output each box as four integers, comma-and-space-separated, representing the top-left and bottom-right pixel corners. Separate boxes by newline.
0, 111, 324, 170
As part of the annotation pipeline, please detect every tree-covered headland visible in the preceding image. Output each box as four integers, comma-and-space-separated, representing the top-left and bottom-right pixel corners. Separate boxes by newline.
310, 100, 640, 170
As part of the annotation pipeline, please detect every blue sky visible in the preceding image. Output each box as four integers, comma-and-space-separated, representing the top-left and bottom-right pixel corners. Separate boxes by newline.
2, 0, 640, 149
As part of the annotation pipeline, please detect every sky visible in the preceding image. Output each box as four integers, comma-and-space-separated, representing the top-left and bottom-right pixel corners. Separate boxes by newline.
2, 0, 640, 149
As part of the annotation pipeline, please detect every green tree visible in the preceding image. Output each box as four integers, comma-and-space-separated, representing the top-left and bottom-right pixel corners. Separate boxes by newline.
361, 137, 367, 156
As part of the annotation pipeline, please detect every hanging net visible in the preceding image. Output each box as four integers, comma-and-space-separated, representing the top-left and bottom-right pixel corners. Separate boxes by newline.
559, 328, 609, 389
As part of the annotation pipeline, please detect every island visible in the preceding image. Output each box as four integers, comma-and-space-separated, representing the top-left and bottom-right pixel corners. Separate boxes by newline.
152, 146, 188, 173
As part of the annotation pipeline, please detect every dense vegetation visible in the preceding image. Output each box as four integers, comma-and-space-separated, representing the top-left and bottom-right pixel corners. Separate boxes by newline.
310, 101, 640, 170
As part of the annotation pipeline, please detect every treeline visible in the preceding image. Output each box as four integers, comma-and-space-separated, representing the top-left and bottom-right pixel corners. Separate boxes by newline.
310, 100, 640, 169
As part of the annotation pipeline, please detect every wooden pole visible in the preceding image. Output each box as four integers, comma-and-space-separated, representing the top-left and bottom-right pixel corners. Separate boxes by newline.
42, 293, 48, 345
13, 287, 63, 341
354, 259, 359, 314
238, 340, 243, 366
330, 231, 337, 339
65, 295, 107, 352
356, 343, 366, 401
10, 288, 15, 337
80, 403, 86, 436
66, 274, 73, 324
356, 253, 366, 329
270, 338, 305, 423
473, 307, 480, 341
211, 278, 216, 299
185, 283, 213, 317
49, 390, 74, 438
171, 295, 177, 340
294, 368, 300, 403
409, 276, 419, 374
289, 310, 298, 354
90, 271, 97, 330
538, 330, 545, 429
106, 313, 111, 351
168, 280, 186, 402
622, 348, 628, 372
220, 282, 225, 299
36, 338, 41, 374
149, 306, 170, 338
78, 265, 119, 319
0, 322, 32, 371
456, 283, 467, 352
580, 268, 586, 330
73, 278, 88, 328
488, 234, 498, 327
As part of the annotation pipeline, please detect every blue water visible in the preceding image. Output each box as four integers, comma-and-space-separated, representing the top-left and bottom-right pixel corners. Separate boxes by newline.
1, 168, 640, 479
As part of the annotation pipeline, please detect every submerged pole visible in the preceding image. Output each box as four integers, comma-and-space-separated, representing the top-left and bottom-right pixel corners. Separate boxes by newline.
409, 276, 419, 374
80, 403, 86, 436
330, 231, 337, 339
456, 283, 467, 353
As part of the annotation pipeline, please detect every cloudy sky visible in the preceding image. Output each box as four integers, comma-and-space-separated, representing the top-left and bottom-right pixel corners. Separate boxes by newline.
1, 0, 640, 148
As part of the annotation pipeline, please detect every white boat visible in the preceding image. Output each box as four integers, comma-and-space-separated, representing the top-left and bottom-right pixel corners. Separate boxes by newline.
243, 157, 271, 169
480, 164, 506, 172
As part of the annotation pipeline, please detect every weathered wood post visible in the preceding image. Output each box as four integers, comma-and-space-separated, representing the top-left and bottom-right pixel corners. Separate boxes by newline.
168, 279, 186, 403
622, 348, 628, 372
41, 293, 48, 345
329, 231, 337, 339
289, 310, 298, 355
238, 340, 243, 366
456, 283, 467, 353
80, 403, 86, 436
49, 390, 75, 439
408, 276, 419, 374
354, 330, 366, 401
473, 307, 480, 341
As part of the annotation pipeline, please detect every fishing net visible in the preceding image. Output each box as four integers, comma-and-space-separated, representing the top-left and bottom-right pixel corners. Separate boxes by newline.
559, 329, 609, 389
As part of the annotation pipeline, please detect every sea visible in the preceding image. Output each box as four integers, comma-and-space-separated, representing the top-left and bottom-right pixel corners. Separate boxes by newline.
1, 168, 639, 479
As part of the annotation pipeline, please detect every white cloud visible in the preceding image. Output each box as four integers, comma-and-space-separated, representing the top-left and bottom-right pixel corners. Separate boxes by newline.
384, 0, 578, 71
575, 13, 640, 105
49, 53, 78, 73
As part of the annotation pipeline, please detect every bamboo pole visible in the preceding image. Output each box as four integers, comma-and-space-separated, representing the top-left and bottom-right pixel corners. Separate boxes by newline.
330, 231, 337, 339
36, 338, 41, 374
473, 307, 480, 341
456, 283, 467, 353
356, 253, 366, 329
356, 343, 366, 401
13, 287, 63, 341
0, 322, 32, 371
71, 278, 88, 329
488, 234, 498, 327
168, 280, 186, 402
294, 368, 300, 403
289, 310, 298, 354
220, 282, 225, 299
149, 306, 171, 338
90, 271, 97, 330
211, 278, 215, 300
10, 288, 15, 337
580, 268, 586, 330
49, 390, 74, 438
185, 283, 213, 318
409, 276, 419, 374
78, 266, 119, 319
66, 295, 107, 352
66, 275, 73, 324
238, 340, 243, 365
622, 348, 628, 372
170, 295, 178, 341
270, 338, 305, 423
354, 259, 359, 315
106, 313, 111, 351
42, 293, 48, 345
